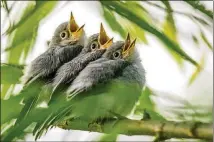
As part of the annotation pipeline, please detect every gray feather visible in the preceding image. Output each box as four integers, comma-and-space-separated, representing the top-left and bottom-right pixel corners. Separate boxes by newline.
66, 41, 145, 97
66, 58, 129, 97
49, 33, 105, 103
52, 49, 106, 93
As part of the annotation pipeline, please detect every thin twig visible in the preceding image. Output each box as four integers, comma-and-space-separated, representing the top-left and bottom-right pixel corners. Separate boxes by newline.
59, 118, 213, 140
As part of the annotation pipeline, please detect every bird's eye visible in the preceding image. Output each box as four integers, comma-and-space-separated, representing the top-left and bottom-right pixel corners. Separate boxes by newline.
113, 51, 121, 59
90, 41, 99, 50
60, 31, 68, 39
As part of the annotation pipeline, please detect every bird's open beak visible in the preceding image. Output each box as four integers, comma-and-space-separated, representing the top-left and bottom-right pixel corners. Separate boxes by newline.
122, 33, 136, 58
99, 23, 113, 49
68, 12, 79, 33
68, 12, 85, 41
71, 24, 85, 41
100, 38, 114, 49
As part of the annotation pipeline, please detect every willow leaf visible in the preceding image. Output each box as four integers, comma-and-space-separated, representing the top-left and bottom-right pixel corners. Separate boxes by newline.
6, 2, 57, 65
184, 0, 213, 20
200, 31, 213, 51
162, 1, 183, 67
188, 53, 205, 85
102, 7, 126, 38
134, 87, 165, 121
101, 1, 198, 66
1, 63, 23, 84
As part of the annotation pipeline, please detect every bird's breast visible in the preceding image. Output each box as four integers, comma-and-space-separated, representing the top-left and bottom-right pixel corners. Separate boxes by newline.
71, 80, 142, 120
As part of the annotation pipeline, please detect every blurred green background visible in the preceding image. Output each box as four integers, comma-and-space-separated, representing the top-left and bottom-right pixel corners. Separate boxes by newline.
1, 1, 213, 141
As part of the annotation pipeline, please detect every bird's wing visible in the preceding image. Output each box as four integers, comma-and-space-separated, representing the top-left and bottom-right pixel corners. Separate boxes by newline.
65, 59, 120, 98
50, 51, 107, 103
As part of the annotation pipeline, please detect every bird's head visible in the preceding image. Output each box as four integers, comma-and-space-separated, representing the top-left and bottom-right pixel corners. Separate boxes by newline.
81, 23, 113, 54
102, 33, 136, 61
49, 12, 85, 47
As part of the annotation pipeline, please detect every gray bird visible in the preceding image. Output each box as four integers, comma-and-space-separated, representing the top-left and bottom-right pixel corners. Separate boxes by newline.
15, 12, 86, 125
49, 23, 113, 104
23, 12, 85, 85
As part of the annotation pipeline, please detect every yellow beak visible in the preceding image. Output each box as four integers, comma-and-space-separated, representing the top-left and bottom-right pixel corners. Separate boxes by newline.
98, 23, 113, 49
71, 24, 85, 41
122, 33, 136, 58
68, 12, 85, 41
68, 12, 79, 32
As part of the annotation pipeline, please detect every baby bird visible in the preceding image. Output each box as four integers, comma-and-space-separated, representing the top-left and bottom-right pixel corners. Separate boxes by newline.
23, 12, 85, 85
49, 23, 113, 103
16, 12, 86, 125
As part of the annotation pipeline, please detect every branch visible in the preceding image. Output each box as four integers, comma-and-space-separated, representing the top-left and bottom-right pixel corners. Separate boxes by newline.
58, 119, 213, 140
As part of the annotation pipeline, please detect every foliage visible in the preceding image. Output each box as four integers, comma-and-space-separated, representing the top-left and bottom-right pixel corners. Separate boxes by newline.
1, 1, 213, 141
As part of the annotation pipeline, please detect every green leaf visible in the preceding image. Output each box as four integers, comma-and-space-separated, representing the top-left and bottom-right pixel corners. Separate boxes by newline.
192, 35, 199, 45
117, 16, 148, 44
192, 15, 212, 27
1, 84, 13, 99
162, 1, 183, 67
200, 31, 213, 51
1, 100, 66, 141
184, 1, 213, 20
1, 96, 23, 125
102, 1, 151, 43
1, 0, 9, 14
5, 1, 57, 35
102, 7, 126, 38
188, 53, 205, 85
101, 1, 198, 66
5, 1, 57, 64
99, 134, 118, 141
1, 63, 23, 84
135, 87, 154, 111
1, 78, 46, 126
134, 87, 165, 120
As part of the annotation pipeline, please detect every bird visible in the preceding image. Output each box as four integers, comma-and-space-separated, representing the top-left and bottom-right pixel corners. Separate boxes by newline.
15, 12, 86, 125
23, 12, 86, 85
49, 23, 114, 104
31, 34, 146, 139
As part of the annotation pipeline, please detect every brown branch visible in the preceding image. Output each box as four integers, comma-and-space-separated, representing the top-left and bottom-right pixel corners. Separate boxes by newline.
58, 119, 213, 140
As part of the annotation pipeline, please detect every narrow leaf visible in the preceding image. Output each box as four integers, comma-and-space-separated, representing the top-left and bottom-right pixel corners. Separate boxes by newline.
102, 7, 126, 38
1, 63, 23, 84
185, 1, 213, 20
200, 31, 213, 51
5, 2, 57, 65
101, 1, 198, 66
162, 1, 183, 67
188, 53, 205, 85
134, 87, 166, 120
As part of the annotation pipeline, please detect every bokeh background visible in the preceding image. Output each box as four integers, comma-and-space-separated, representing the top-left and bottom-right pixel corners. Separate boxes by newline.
1, 1, 213, 141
